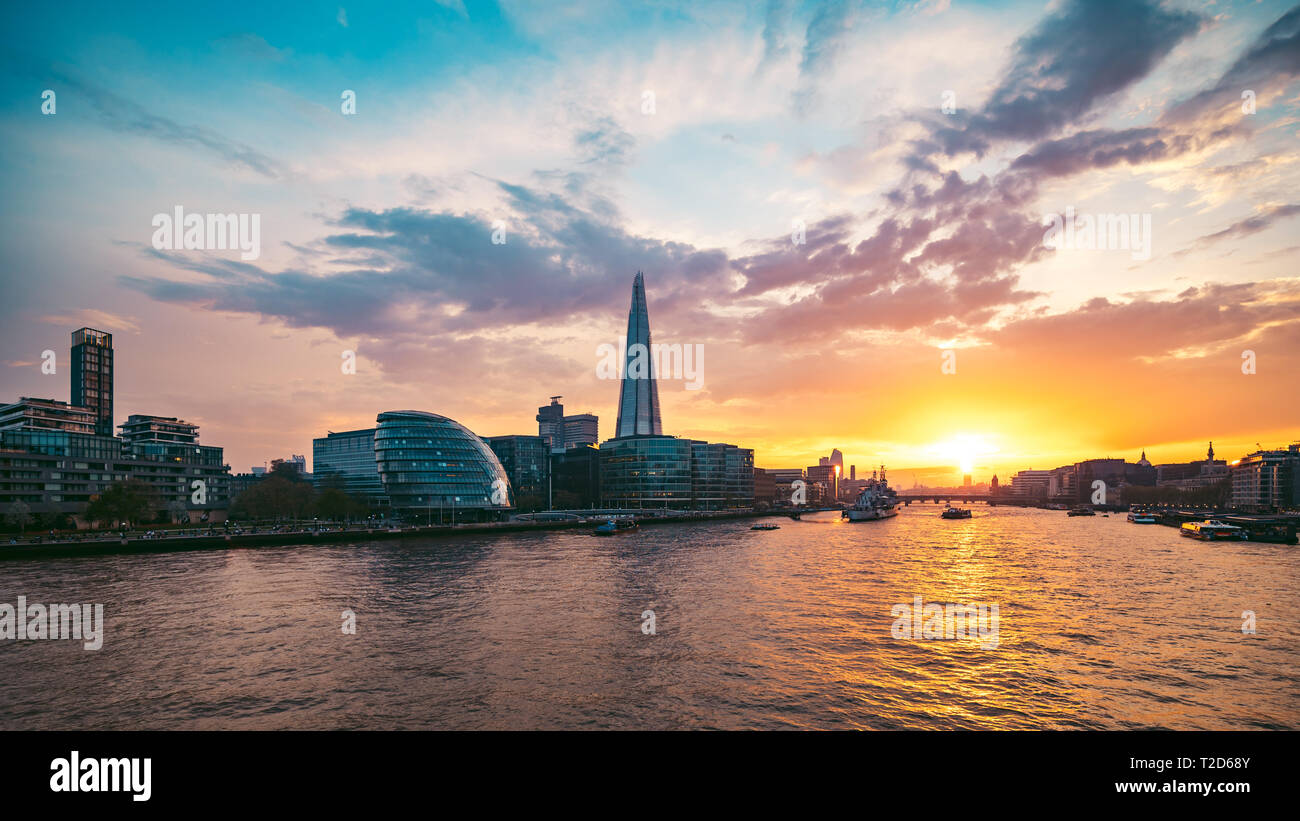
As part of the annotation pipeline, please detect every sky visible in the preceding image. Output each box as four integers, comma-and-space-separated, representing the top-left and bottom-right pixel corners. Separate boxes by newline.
0, 0, 1297, 485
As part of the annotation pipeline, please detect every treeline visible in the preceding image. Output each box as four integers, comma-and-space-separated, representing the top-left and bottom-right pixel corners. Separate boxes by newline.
228, 463, 372, 522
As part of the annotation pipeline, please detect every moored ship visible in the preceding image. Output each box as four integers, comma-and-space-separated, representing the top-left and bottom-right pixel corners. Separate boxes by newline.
843, 466, 899, 521
1180, 519, 1246, 541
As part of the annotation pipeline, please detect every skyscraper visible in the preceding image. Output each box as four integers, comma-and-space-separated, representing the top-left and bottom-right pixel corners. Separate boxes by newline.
537, 396, 565, 452
70, 327, 113, 435
615, 271, 662, 437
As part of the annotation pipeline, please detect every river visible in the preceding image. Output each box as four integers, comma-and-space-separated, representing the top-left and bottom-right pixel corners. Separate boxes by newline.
1, 505, 1295, 729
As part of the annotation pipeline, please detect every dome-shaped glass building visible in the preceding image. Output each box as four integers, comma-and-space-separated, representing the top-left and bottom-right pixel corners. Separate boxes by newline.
374, 410, 513, 520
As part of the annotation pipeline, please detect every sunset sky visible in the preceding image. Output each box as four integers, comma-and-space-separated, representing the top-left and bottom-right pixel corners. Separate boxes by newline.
1, 0, 1297, 484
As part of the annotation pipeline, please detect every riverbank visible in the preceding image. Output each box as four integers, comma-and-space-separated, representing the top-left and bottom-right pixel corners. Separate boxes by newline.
0, 508, 816, 561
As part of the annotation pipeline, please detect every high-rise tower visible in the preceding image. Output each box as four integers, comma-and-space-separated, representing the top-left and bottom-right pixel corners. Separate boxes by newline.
614, 271, 663, 437
70, 327, 113, 436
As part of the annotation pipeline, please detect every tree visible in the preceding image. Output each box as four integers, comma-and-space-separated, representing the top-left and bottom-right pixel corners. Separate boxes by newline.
316, 487, 350, 522
8, 500, 31, 535
167, 499, 190, 524
85, 480, 155, 528
229, 474, 318, 522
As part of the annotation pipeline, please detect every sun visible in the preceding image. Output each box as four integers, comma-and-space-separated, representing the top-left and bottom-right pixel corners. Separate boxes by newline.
930, 434, 999, 476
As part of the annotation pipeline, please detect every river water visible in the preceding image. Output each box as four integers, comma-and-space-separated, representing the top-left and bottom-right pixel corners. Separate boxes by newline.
1, 506, 1296, 729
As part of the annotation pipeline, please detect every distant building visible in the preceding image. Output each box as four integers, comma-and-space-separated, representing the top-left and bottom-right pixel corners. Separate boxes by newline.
0, 331, 231, 527
536, 396, 566, 452
752, 467, 776, 506
484, 434, 550, 498
767, 468, 806, 506
614, 272, 663, 437
1010, 469, 1051, 499
70, 328, 113, 436
270, 454, 308, 476
1155, 442, 1227, 490
374, 410, 512, 520
553, 445, 601, 508
600, 435, 692, 508
562, 413, 598, 448
0, 397, 97, 435
688, 441, 754, 510
312, 428, 387, 507
1230, 444, 1300, 512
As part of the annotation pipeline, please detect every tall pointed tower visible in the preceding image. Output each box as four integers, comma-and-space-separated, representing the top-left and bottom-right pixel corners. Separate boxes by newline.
615, 271, 663, 437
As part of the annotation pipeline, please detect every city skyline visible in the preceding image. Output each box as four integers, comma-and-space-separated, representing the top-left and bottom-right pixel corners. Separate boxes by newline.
1, 0, 1297, 482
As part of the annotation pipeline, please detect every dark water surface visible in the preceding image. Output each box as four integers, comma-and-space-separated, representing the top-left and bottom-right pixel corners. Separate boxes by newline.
2, 506, 1296, 729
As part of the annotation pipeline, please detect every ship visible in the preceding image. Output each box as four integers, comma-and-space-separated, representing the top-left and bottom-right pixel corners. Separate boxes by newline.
593, 518, 638, 536
941, 505, 972, 519
843, 466, 899, 521
1180, 520, 1246, 541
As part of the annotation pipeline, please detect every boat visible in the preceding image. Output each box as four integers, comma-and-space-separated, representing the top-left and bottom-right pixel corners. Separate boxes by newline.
843, 466, 899, 521
1067, 506, 1095, 517
593, 518, 638, 536
751, 523, 781, 531
941, 506, 972, 519
1180, 520, 1246, 541
1127, 512, 1158, 524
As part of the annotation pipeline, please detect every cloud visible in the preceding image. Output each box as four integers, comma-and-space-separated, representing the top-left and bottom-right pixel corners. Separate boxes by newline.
791, 0, 855, 115
919, 0, 1201, 157
1161, 5, 1300, 128
1176, 203, 1300, 255
46, 69, 288, 178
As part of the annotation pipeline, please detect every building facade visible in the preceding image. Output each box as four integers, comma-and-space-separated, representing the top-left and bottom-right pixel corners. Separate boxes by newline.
599, 435, 692, 509
374, 410, 512, 520
312, 428, 387, 506
484, 434, 550, 499
70, 328, 114, 436
1230, 444, 1300, 512
614, 272, 663, 437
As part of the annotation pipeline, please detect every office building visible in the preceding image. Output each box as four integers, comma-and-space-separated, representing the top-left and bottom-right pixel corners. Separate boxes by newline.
562, 413, 598, 448
1230, 444, 1300, 512
374, 410, 512, 520
614, 272, 663, 437
312, 428, 387, 506
537, 396, 566, 452
70, 328, 113, 436
553, 445, 601, 508
0, 398, 97, 434
484, 434, 550, 498
599, 435, 692, 509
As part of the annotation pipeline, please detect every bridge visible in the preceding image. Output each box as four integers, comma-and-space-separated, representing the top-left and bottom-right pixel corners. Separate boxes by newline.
894, 492, 1037, 506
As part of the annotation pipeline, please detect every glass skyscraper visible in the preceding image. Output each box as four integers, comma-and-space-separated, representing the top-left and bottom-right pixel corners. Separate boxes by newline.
70, 327, 113, 436
313, 428, 387, 506
599, 435, 692, 509
374, 410, 512, 519
615, 272, 663, 437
